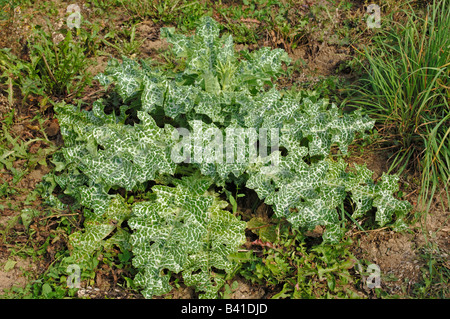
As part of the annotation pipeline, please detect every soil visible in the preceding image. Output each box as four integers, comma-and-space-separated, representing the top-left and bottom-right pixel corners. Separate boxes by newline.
136, 21, 168, 59
228, 276, 267, 299
0, 0, 448, 299
351, 195, 449, 297
342, 142, 449, 297
0, 255, 37, 292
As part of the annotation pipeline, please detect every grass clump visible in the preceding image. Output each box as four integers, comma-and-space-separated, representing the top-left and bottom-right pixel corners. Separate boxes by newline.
345, 0, 450, 210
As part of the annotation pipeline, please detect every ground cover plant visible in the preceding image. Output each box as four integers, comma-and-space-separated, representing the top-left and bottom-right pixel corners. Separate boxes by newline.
35, 17, 412, 298
0, 0, 448, 300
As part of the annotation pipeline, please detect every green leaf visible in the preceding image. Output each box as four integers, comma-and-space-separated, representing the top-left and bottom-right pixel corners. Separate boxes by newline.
42, 283, 52, 297
246, 156, 410, 243
20, 208, 40, 230
129, 176, 246, 298
372, 173, 412, 227
69, 196, 131, 262
3, 259, 16, 272
247, 217, 277, 242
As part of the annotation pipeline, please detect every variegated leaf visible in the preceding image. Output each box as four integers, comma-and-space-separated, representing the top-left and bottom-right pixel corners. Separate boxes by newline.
129, 176, 246, 298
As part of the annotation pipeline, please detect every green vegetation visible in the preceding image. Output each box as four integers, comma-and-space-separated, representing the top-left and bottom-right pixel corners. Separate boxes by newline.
119, 0, 211, 32
102, 23, 144, 57
0, 0, 448, 301
1, 26, 92, 103
239, 223, 361, 298
36, 17, 410, 298
345, 0, 450, 210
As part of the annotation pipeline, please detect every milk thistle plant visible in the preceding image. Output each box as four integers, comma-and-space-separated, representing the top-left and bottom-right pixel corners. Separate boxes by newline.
40, 17, 411, 298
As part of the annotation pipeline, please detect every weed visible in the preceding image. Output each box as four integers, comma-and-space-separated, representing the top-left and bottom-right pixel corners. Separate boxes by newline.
102, 23, 144, 57
414, 243, 450, 298
27, 24, 92, 97
85, 0, 123, 15
238, 225, 361, 298
221, 280, 239, 298
220, 16, 258, 44
77, 20, 104, 58
1, 22, 93, 102
343, 0, 450, 210
412, 211, 450, 298
267, 4, 308, 52
1, 48, 42, 105
119, 0, 210, 31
